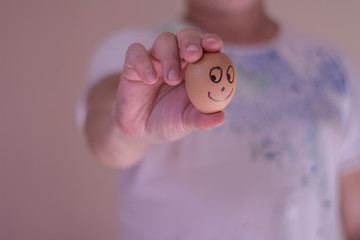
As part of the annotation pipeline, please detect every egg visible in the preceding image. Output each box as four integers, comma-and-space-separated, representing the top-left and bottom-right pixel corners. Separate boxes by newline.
185, 52, 237, 113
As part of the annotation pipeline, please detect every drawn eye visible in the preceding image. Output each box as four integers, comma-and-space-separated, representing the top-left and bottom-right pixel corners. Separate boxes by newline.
209, 66, 223, 83
226, 65, 234, 83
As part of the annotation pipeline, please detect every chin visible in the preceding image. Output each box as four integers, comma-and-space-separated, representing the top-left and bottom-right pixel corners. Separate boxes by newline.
218, 0, 259, 11
192, 0, 261, 13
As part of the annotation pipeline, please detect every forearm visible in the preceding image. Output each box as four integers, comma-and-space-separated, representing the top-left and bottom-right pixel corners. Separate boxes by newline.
84, 75, 148, 168
340, 169, 360, 240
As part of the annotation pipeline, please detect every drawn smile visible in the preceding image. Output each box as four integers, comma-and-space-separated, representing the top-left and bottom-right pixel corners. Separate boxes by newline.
208, 88, 234, 102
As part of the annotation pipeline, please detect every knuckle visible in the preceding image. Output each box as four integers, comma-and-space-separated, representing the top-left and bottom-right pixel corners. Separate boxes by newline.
114, 108, 145, 138
176, 28, 198, 40
134, 57, 149, 69
126, 43, 149, 66
127, 42, 144, 52
156, 32, 176, 43
118, 119, 143, 137
153, 32, 179, 59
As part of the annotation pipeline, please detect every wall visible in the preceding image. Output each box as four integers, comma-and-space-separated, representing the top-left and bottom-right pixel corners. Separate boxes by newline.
1, 0, 359, 239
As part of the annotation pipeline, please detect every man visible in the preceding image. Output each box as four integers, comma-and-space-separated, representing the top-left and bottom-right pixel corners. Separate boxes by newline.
80, 0, 360, 239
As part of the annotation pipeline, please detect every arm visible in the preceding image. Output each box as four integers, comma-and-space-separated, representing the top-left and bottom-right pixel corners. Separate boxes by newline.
340, 169, 360, 240
84, 74, 148, 168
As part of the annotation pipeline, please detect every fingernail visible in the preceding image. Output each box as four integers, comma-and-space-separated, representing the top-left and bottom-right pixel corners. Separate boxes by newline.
205, 37, 217, 43
186, 44, 199, 52
146, 71, 156, 83
168, 69, 180, 81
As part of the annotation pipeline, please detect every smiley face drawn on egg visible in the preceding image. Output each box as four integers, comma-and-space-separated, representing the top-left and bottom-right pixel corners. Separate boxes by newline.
185, 52, 237, 113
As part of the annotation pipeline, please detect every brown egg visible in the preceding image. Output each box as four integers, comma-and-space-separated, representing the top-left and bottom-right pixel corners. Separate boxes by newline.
185, 52, 237, 113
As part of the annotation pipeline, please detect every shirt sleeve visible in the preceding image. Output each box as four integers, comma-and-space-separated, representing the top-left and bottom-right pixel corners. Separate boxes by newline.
76, 29, 157, 130
338, 53, 360, 174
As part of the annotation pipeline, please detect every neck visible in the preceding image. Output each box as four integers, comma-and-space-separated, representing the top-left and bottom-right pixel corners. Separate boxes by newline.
185, 1, 278, 45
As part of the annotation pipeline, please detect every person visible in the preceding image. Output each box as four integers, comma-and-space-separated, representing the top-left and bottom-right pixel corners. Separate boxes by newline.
78, 0, 360, 239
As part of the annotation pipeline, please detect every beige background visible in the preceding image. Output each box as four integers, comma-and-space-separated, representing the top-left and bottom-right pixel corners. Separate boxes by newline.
1, 0, 359, 239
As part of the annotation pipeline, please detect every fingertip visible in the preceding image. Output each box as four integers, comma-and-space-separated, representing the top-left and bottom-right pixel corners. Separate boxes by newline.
176, 28, 203, 63
195, 110, 225, 130
164, 68, 182, 86
182, 45, 203, 63
145, 70, 158, 84
202, 33, 223, 52
213, 111, 226, 128
168, 68, 181, 80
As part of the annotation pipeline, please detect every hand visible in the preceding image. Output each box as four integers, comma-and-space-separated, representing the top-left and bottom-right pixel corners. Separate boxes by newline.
115, 28, 225, 143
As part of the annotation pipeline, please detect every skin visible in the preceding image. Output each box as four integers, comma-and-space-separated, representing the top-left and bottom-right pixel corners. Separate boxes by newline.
84, 0, 360, 238
341, 171, 360, 240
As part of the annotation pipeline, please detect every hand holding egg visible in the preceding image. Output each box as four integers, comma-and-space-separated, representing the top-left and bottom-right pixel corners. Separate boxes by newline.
116, 29, 227, 147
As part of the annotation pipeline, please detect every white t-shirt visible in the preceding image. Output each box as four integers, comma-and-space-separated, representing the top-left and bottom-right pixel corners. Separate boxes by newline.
78, 21, 360, 240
